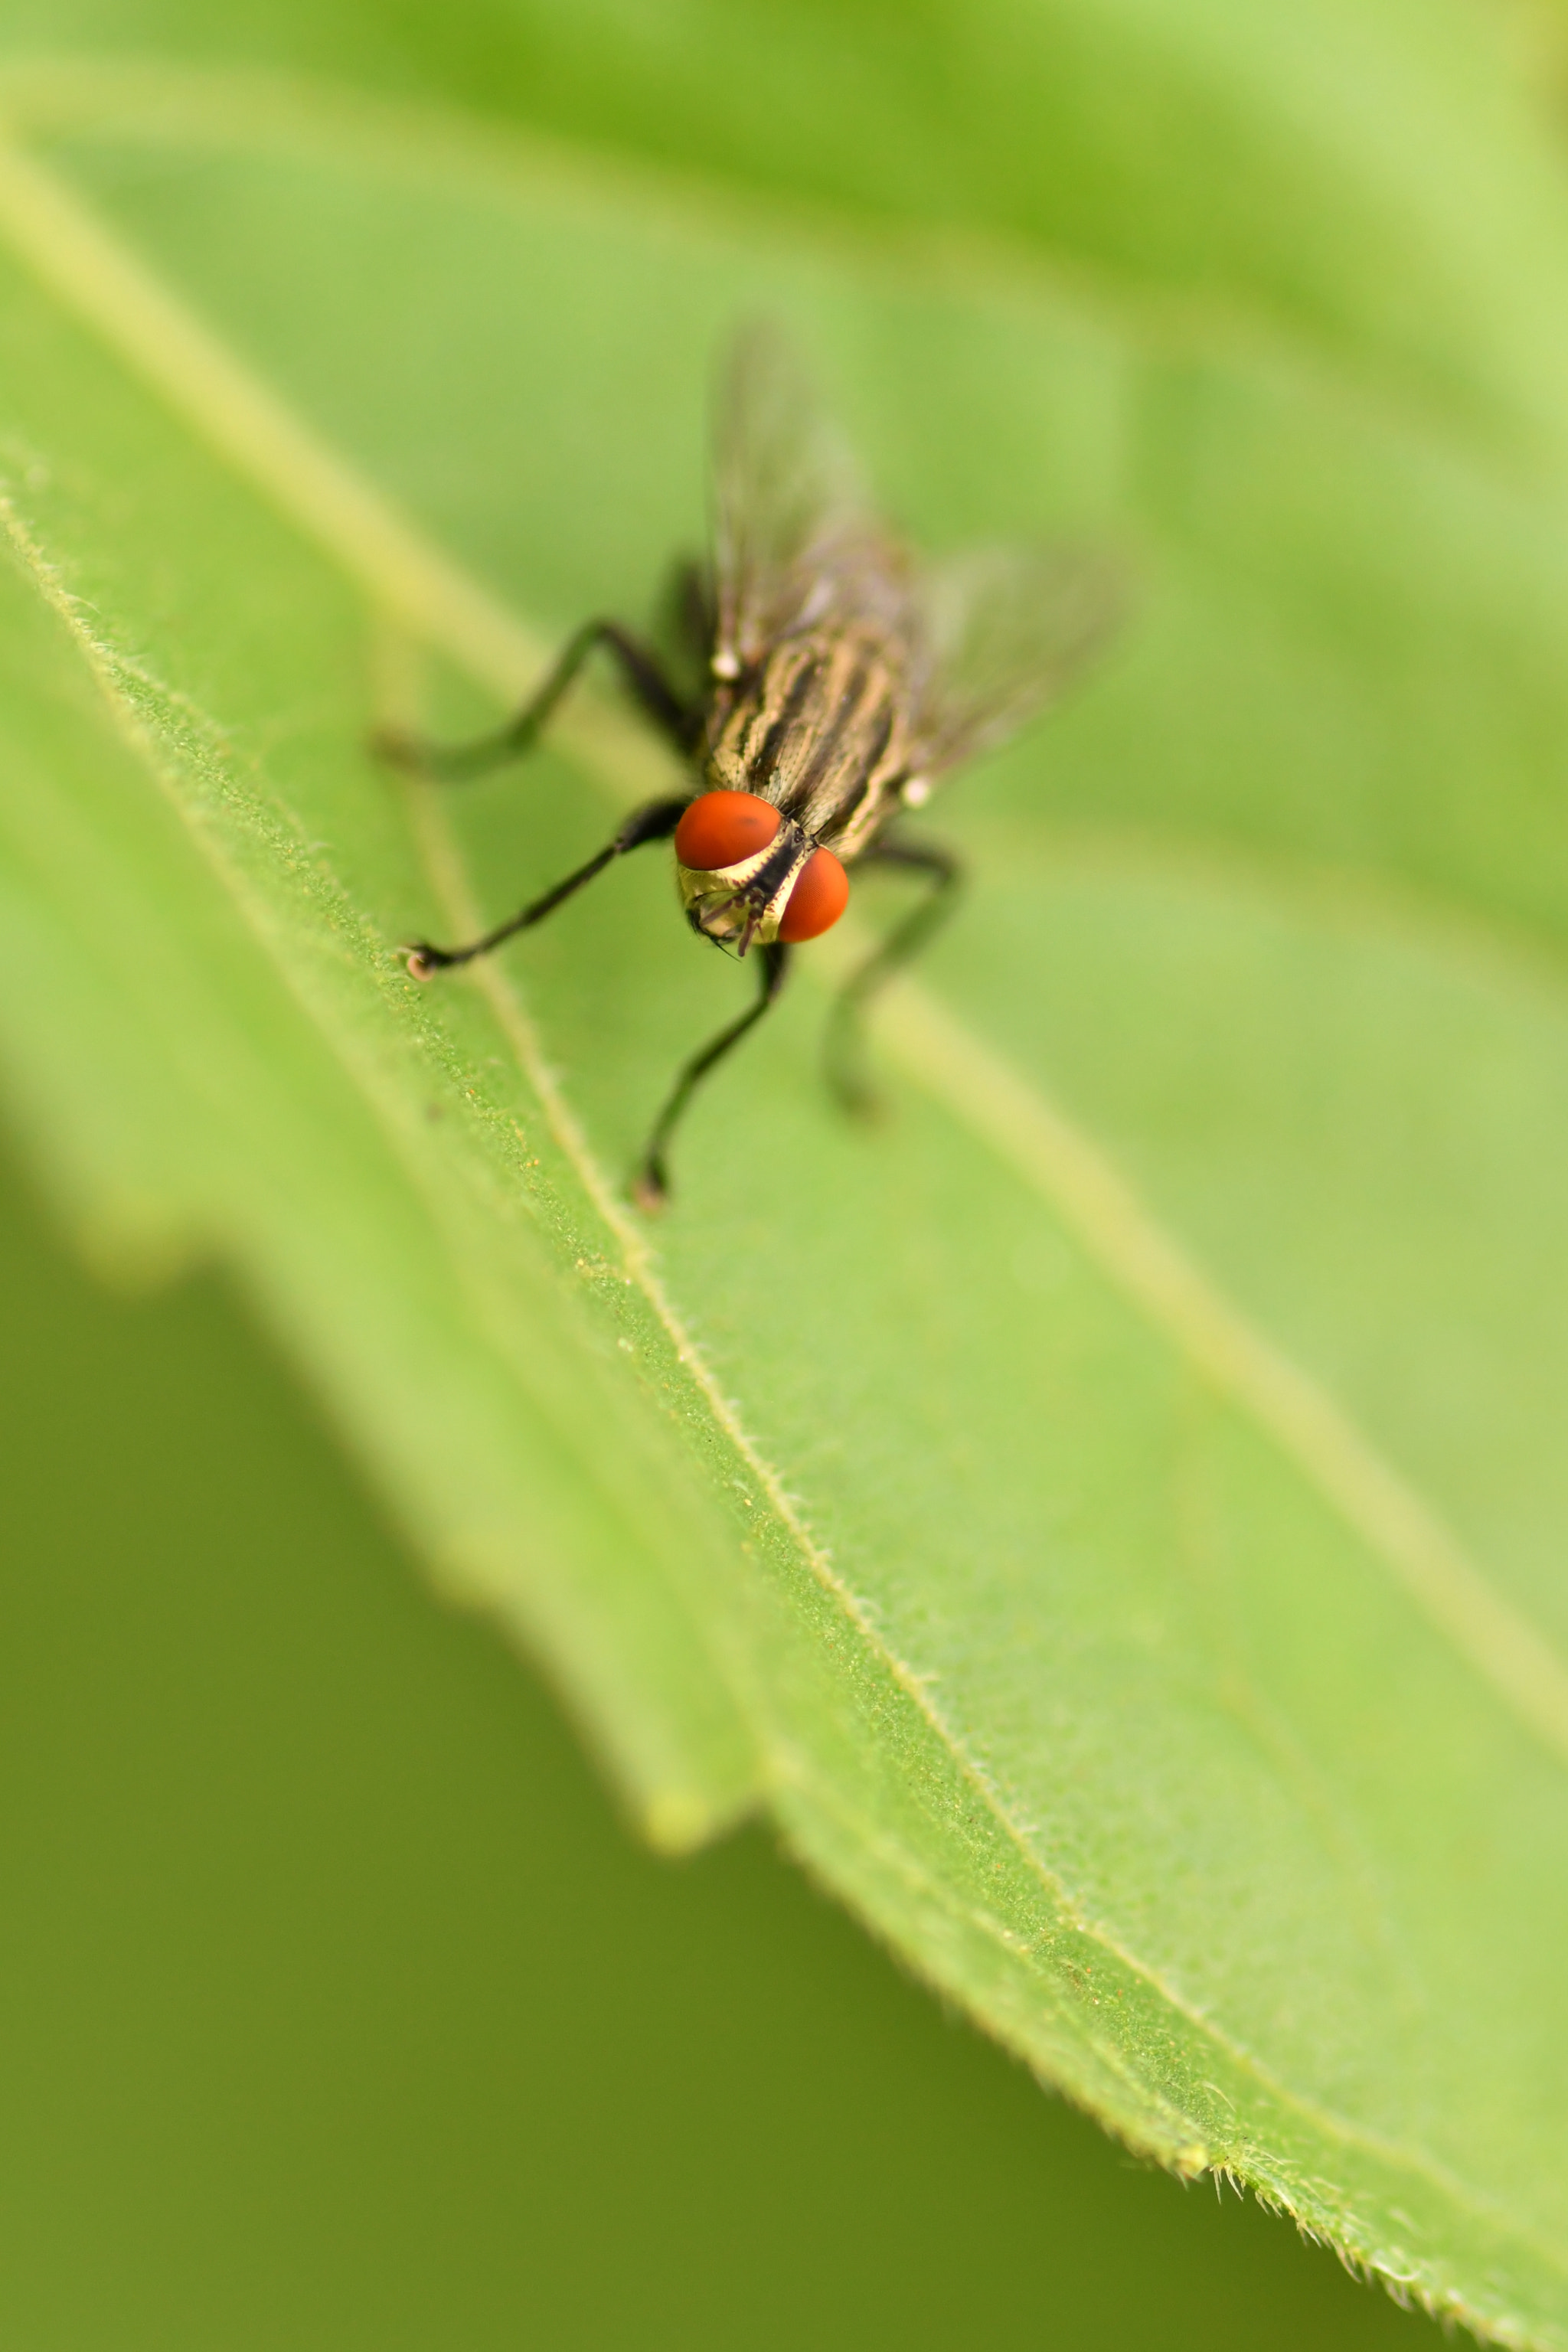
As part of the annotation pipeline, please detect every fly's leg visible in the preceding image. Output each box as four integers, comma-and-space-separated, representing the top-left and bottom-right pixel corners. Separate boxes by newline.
404, 795, 688, 976
374, 619, 701, 778
825, 836, 962, 1118
635, 944, 792, 1209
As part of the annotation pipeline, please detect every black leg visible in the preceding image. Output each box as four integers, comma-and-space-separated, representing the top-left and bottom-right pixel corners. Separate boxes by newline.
374, 619, 701, 779
404, 795, 688, 977
825, 835, 962, 1117
635, 943, 792, 1209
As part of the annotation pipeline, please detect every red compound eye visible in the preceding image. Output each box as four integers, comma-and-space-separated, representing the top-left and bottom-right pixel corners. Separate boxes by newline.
778, 848, 850, 942
674, 790, 781, 871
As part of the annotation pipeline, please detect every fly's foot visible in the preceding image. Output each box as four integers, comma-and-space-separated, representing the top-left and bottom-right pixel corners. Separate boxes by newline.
825, 1042, 887, 1125
833, 1076, 887, 1124
369, 723, 430, 773
403, 941, 454, 981
632, 1158, 671, 1214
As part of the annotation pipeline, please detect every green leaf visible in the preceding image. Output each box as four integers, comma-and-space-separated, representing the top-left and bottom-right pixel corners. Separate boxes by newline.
3, 18, 1568, 2345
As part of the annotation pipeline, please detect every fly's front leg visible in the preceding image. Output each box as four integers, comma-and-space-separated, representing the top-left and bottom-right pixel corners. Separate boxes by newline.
825, 836, 962, 1118
374, 619, 701, 779
635, 944, 792, 1210
404, 795, 688, 977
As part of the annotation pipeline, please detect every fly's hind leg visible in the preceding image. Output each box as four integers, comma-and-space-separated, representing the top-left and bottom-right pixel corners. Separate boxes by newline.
635, 944, 792, 1209
374, 618, 701, 779
825, 836, 962, 1119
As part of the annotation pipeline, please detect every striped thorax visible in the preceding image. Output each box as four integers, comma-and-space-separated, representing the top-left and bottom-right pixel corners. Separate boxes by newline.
704, 623, 915, 859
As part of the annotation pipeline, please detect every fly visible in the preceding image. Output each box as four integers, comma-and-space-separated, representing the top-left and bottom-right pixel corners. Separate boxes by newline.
379, 326, 1122, 1206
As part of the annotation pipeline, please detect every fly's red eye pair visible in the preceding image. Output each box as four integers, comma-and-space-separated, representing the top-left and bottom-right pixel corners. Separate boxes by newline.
673, 790, 849, 942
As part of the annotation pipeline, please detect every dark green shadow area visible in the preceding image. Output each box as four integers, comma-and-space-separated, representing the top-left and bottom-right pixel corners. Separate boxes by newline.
0, 1136, 1434, 2352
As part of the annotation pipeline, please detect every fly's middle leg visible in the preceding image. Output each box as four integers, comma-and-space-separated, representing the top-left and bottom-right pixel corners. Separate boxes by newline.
825, 835, 962, 1118
374, 618, 701, 779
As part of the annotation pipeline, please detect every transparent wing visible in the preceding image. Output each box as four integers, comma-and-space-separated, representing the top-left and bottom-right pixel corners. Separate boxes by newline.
909, 543, 1126, 779
711, 324, 913, 669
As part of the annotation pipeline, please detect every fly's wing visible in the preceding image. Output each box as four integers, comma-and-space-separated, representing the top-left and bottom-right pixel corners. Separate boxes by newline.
908, 543, 1125, 781
711, 325, 914, 671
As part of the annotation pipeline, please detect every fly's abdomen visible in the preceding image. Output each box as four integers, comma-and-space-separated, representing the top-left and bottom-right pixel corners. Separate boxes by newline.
704, 626, 912, 858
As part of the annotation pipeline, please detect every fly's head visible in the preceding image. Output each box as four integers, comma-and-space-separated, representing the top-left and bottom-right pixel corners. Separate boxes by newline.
678, 815, 810, 955
674, 791, 849, 954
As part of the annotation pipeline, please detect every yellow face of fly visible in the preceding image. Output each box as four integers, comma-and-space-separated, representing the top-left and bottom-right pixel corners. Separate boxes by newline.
676, 817, 812, 955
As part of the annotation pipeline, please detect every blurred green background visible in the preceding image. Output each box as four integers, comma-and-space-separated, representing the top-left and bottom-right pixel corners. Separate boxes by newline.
0, 1130, 1432, 2347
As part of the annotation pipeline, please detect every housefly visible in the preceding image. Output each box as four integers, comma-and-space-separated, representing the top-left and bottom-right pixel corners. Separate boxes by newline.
381, 328, 1121, 1205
